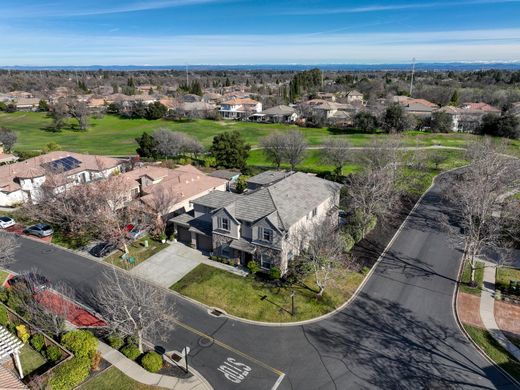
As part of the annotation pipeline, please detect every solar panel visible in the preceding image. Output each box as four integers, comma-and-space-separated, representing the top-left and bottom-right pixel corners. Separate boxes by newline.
42, 156, 82, 172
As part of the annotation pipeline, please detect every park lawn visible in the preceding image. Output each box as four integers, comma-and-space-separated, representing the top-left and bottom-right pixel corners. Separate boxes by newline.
0, 112, 496, 156
496, 267, 520, 291
105, 236, 168, 270
459, 260, 485, 296
19, 344, 47, 376
171, 264, 365, 322
463, 324, 520, 382
80, 366, 160, 390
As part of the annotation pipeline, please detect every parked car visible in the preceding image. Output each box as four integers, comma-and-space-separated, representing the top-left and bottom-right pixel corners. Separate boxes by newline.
24, 223, 54, 237
89, 242, 116, 258
0, 216, 15, 229
9, 273, 50, 294
338, 210, 348, 225
126, 225, 146, 240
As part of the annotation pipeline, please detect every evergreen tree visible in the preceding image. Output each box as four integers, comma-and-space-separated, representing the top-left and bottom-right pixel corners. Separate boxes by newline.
449, 90, 460, 106
135, 132, 158, 158
210, 131, 250, 169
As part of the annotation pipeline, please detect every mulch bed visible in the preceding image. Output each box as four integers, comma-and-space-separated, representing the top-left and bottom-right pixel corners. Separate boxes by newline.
351, 195, 416, 269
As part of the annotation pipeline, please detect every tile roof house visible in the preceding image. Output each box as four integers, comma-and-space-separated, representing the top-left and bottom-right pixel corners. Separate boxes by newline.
219, 98, 262, 119
435, 102, 500, 133
121, 164, 227, 217
0, 151, 122, 207
461, 102, 501, 113
170, 172, 341, 273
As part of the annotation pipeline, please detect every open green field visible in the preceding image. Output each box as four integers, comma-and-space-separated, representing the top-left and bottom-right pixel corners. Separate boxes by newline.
1, 112, 509, 156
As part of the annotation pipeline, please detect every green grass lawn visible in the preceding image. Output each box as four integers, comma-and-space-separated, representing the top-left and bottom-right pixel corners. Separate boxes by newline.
463, 324, 520, 382
19, 344, 47, 376
460, 259, 485, 296
496, 267, 520, 291
0, 112, 506, 156
80, 366, 160, 390
0, 269, 10, 285
171, 263, 365, 322
105, 236, 168, 270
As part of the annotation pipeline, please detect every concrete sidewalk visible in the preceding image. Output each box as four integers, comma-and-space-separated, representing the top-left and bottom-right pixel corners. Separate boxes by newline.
98, 341, 212, 390
479, 262, 520, 361
130, 242, 247, 287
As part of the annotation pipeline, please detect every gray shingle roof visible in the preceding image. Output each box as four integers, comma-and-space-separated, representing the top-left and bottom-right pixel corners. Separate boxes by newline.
261, 105, 296, 116
247, 170, 292, 186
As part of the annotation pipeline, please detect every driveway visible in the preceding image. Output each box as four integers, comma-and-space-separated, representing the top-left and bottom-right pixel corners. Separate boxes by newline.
130, 241, 207, 287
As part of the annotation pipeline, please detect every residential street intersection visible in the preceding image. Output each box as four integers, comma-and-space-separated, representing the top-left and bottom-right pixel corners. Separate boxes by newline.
7, 175, 519, 390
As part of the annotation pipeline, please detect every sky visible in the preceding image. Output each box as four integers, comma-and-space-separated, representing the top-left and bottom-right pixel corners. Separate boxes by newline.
1, 0, 520, 65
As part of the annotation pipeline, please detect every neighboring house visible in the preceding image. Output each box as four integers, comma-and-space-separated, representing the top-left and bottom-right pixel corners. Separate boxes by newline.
302, 99, 355, 126
394, 97, 439, 119
121, 164, 227, 218
202, 92, 223, 105
250, 105, 298, 123
316, 92, 336, 102
346, 90, 364, 105
177, 102, 216, 117
435, 103, 500, 133
435, 106, 461, 131
0, 152, 122, 207
170, 172, 341, 274
246, 170, 292, 191
208, 169, 241, 191
13, 98, 41, 111
219, 98, 262, 119
461, 102, 501, 114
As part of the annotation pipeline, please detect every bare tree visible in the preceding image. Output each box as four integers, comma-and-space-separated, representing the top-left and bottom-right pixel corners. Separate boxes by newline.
260, 132, 285, 168
322, 138, 351, 177
290, 214, 349, 298
0, 232, 18, 266
68, 101, 89, 130
49, 99, 69, 131
0, 127, 17, 152
141, 187, 179, 236
94, 267, 176, 352
282, 130, 308, 170
153, 128, 182, 158
444, 139, 519, 284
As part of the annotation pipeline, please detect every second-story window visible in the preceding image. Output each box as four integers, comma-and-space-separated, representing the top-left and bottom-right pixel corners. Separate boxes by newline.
219, 217, 230, 231
262, 228, 273, 242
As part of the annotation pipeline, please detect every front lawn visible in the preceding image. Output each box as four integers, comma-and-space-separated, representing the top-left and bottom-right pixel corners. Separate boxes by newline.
79, 366, 160, 390
0, 269, 10, 285
19, 344, 47, 376
463, 324, 520, 382
459, 259, 485, 296
171, 264, 365, 322
496, 267, 520, 291
105, 236, 168, 270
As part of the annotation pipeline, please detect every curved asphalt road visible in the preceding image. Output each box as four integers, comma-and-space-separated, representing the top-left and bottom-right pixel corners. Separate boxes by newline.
8, 175, 519, 390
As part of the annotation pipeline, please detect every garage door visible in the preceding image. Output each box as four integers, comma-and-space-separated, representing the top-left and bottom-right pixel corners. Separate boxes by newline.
196, 234, 213, 252
177, 227, 191, 244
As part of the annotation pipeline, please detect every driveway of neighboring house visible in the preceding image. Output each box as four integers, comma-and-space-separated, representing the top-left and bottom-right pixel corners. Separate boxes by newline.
130, 241, 207, 287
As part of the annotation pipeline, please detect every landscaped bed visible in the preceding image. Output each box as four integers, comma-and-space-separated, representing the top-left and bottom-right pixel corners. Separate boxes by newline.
496, 267, 520, 292
459, 260, 485, 296
172, 263, 365, 322
105, 236, 168, 270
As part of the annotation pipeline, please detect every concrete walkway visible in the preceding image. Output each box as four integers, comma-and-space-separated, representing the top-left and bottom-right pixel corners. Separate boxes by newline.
479, 262, 520, 360
130, 242, 247, 288
98, 341, 212, 390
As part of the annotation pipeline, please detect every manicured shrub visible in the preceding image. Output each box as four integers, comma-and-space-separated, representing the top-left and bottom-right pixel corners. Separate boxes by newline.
247, 261, 260, 275
30, 333, 45, 352
140, 351, 163, 373
7, 322, 16, 334
49, 357, 90, 390
16, 324, 29, 344
269, 267, 281, 280
0, 287, 8, 303
0, 304, 9, 326
120, 344, 141, 361
44, 345, 62, 363
342, 232, 355, 252
107, 334, 124, 350
61, 330, 98, 359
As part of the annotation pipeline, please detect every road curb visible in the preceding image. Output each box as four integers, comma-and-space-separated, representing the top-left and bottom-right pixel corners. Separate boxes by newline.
453, 260, 520, 388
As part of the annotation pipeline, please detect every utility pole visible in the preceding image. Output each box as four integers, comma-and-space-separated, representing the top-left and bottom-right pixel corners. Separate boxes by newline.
409, 57, 416, 97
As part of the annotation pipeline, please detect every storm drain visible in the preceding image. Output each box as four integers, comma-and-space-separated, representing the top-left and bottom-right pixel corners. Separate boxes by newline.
198, 336, 214, 348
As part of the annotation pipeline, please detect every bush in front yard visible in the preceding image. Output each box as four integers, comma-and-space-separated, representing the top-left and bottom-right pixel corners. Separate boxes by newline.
61, 330, 98, 359
0, 304, 9, 326
140, 351, 163, 373
30, 333, 45, 352
247, 261, 260, 275
120, 343, 141, 361
269, 267, 281, 280
49, 357, 91, 390
107, 334, 124, 350
44, 345, 62, 363
0, 287, 8, 303
16, 324, 30, 343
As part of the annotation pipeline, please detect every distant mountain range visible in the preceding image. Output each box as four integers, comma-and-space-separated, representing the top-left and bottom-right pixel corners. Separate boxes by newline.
2, 62, 520, 71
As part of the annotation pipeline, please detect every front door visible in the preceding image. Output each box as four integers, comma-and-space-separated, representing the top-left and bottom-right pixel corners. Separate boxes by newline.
242, 252, 253, 266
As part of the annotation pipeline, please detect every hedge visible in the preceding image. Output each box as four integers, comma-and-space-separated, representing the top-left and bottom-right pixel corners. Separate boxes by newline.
30, 333, 45, 352
0, 305, 8, 326
120, 344, 141, 361
45, 345, 62, 363
61, 330, 98, 359
107, 334, 124, 350
49, 357, 90, 390
141, 351, 163, 373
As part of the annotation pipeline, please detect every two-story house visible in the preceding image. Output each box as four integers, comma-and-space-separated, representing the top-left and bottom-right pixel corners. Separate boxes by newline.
219, 98, 262, 119
170, 172, 341, 274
